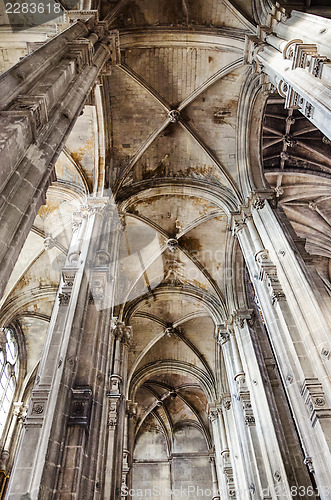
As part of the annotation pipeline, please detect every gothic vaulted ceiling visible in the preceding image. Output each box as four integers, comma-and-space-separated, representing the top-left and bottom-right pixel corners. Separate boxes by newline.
1, 0, 330, 460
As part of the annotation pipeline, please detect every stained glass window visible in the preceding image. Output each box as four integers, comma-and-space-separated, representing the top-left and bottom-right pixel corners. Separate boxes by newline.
0, 327, 19, 437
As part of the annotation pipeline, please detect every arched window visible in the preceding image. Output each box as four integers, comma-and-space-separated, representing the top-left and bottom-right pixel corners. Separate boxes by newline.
0, 327, 19, 437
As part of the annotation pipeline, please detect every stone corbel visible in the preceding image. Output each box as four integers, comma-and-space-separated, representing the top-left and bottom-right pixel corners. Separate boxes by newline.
222, 452, 236, 499
208, 406, 219, 423
301, 378, 331, 427
13, 402, 28, 422
249, 190, 275, 211
222, 394, 232, 411
126, 400, 138, 420
86, 196, 110, 217
88, 270, 109, 309
267, 2, 287, 31
282, 41, 330, 79
233, 309, 254, 329
108, 374, 122, 396
112, 321, 132, 347
58, 292, 71, 306
60, 269, 77, 304
216, 325, 230, 345
68, 387, 93, 429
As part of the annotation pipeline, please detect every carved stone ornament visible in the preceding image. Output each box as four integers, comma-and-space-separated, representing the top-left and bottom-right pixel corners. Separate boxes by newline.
108, 396, 120, 429
112, 321, 132, 346
222, 395, 232, 411
168, 109, 180, 122
59, 292, 71, 305
216, 326, 230, 345
301, 378, 331, 427
32, 403, 44, 415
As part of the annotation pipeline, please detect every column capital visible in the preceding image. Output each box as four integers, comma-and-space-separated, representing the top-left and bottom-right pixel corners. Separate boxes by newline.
215, 325, 231, 345
111, 321, 132, 346
233, 309, 255, 329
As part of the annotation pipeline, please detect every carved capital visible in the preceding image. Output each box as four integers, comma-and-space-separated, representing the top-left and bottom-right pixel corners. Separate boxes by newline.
112, 321, 132, 346
216, 325, 230, 345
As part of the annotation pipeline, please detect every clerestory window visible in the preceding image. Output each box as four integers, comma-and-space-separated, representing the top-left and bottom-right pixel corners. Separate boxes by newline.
0, 327, 19, 437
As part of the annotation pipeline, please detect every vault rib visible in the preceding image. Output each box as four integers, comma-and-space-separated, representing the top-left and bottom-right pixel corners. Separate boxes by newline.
179, 119, 241, 200
123, 212, 226, 305
114, 118, 170, 196
141, 380, 211, 447
176, 211, 224, 239
104, 0, 132, 25
178, 58, 244, 112
118, 63, 171, 112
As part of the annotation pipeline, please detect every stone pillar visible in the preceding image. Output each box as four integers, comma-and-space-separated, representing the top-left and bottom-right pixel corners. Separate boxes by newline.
104, 321, 132, 500
5, 196, 122, 499
0, 18, 118, 298
209, 456, 220, 500
246, 5, 331, 140
208, 399, 234, 500
232, 196, 331, 494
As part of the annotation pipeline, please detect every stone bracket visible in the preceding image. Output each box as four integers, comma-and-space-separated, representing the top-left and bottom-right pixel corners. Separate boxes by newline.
301, 378, 331, 427
68, 386, 93, 428
233, 309, 254, 329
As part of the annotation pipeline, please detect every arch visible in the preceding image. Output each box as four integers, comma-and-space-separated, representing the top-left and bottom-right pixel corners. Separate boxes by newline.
122, 283, 226, 325
129, 360, 217, 403
117, 179, 239, 217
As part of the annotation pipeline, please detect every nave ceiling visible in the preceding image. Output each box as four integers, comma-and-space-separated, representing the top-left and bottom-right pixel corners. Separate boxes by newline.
0, 0, 330, 461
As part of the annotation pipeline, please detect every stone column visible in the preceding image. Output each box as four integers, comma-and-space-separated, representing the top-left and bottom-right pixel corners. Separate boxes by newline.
246, 5, 331, 140
232, 197, 331, 495
5, 196, 120, 499
0, 18, 118, 298
104, 321, 132, 500
208, 399, 233, 500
